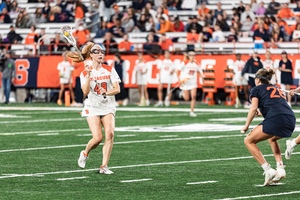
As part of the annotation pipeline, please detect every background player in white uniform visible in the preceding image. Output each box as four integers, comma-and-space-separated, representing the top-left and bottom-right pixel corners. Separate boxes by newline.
134, 52, 150, 106
262, 50, 277, 85
233, 53, 248, 108
56, 51, 75, 106
155, 50, 175, 107
177, 51, 204, 117
67, 42, 121, 175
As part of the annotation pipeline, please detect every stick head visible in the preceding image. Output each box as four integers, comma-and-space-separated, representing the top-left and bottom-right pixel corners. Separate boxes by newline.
60, 25, 76, 47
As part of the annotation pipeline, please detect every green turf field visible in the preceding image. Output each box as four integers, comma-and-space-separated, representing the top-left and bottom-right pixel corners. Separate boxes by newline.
1, 104, 300, 200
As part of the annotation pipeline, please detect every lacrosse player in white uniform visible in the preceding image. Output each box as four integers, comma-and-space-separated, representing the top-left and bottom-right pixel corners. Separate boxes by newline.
56, 51, 75, 106
134, 52, 150, 106
262, 50, 277, 85
155, 50, 175, 107
177, 51, 204, 117
67, 42, 121, 175
233, 53, 248, 108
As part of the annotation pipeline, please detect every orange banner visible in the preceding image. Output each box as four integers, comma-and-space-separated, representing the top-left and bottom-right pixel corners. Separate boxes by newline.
32, 54, 300, 89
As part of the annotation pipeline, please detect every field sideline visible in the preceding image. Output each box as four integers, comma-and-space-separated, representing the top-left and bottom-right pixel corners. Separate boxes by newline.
1, 104, 300, 200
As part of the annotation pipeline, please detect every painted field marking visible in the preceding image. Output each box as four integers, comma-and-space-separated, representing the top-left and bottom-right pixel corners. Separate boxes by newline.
159, 135, 178, 138
116, 134, 136, 137
254, 182, 285, 187
186, 180, 218, 185
0, 153, 294, 179
120, 178, 152, 183
0, 134, 243, 153
57, 176, 88, 181
37, 133, 59, 136
215, 190, 300, 200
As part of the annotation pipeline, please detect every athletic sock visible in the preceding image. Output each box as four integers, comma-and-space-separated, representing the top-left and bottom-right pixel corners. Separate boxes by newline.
261, 162, 270, 171
291, 139, 297, 149
276, 161, 284, 168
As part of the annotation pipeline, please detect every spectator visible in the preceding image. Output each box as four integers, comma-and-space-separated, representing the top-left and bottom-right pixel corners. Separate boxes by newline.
42, 1, 51, 18
265, 0, 281, 15
256, 2, 266, 16
250, 0, 259, 14
109, 4, 123, 22
200, 24, 212, 42
65, 0, 75, 13
227, 27, 238, 42
159, 33, 173, 52
212, 24, 225, 42
253, 22, 271, 42
102, 31, 118, 54
56, 6, 74, 23
94, 20, 109, 39
198, 2, 210, 21
173, 16, 185, 32
186, 27, 200, 51
6, 25, 22, 44
109, 17, 125, 38
118, 34, 132, 52
136, 14, 147, 32
241, 51, 263, 89
0, 50, 15, 104
187, 16, 202, 33
73, 22, 91, 48
213, 2, 227, 20
241, 15, 254, 33
279, 51, 293, 107
89, 0, 100, 32
271, 22, 284, 42
0, 7, 11, 23
132, 0, 147, 12
127, 7, 138, 26
291, 23, 300, 41
204, 10, 214, 26
9, 0, 20, 13
215, 13, 230, 31
121, 12, 135, 34
25, 25, 38, 44
154, 6, 168, 24
31, 8, 46, 24
143, 33, 161, 55
34, 28, 51, 53
158, 16, 174, 34
74, 0, 86, 28
0, 0, 7, 13
289, 16, 300, 33
145, 16, 156, 32
277, 3, 294, 19
114, 52, 129, 106
145, 2, 157, 20
294, 1, 300, 12
50, 32, 71, 54
15, 9, 31, 28
181, 0, 197, 10
184, 16, 193, 32
146, 29, 159, 42
241, 4, 256, 23
262, 50, 277, 85
231, 14, 242, 32
237, 1, 245, 17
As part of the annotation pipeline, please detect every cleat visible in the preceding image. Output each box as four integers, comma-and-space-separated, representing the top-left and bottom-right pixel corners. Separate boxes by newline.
78, 150, 88, 169
122, 98, 128, 106
154, 102, 163, 107
263, 168, 276, 186
99, 166, 114, 174
190, 112, 197, 117
271, 167, 286, 183
285, 140, 294, 160
164, 100, 170, 107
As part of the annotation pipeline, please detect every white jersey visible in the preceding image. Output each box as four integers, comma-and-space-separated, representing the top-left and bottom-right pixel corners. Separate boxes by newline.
80, 64, 121, 117
233, 60, 248, 86
57, 60, 74, 84
157, 58, 175, 84
134, 59, 148, 85
263, 59, 277, 85
178, 60, 202, 90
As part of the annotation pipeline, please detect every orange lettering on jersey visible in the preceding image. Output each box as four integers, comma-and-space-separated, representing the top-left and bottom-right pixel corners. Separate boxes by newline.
94, 75, 111, 80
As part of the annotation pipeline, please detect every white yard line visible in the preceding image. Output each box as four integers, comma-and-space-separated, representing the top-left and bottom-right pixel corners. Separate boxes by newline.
159, 135, 178, 138
216, 191, 300, 200
186, 180, 218, 185
0, 134, 243, 153
116, 134, 136, 137
37, 133, 59, 136
1, 152, 298, 180
120, 178, 152, 183
57, 176, 88, 181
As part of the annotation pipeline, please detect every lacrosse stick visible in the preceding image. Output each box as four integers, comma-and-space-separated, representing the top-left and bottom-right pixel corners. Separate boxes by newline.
166, 82, 181, 96
281, 89, 300, 96
60, 25, 84, 61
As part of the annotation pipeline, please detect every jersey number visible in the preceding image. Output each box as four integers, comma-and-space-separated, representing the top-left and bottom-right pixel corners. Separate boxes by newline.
267, 86, 286, 99
94, 82, 107, 95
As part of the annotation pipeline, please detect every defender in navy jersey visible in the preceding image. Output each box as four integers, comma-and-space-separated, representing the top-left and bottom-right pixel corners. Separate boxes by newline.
241, 68, 295, 186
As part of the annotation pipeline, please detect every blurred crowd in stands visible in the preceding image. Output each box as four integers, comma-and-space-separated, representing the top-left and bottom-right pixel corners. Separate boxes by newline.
0, 0, 300, 55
